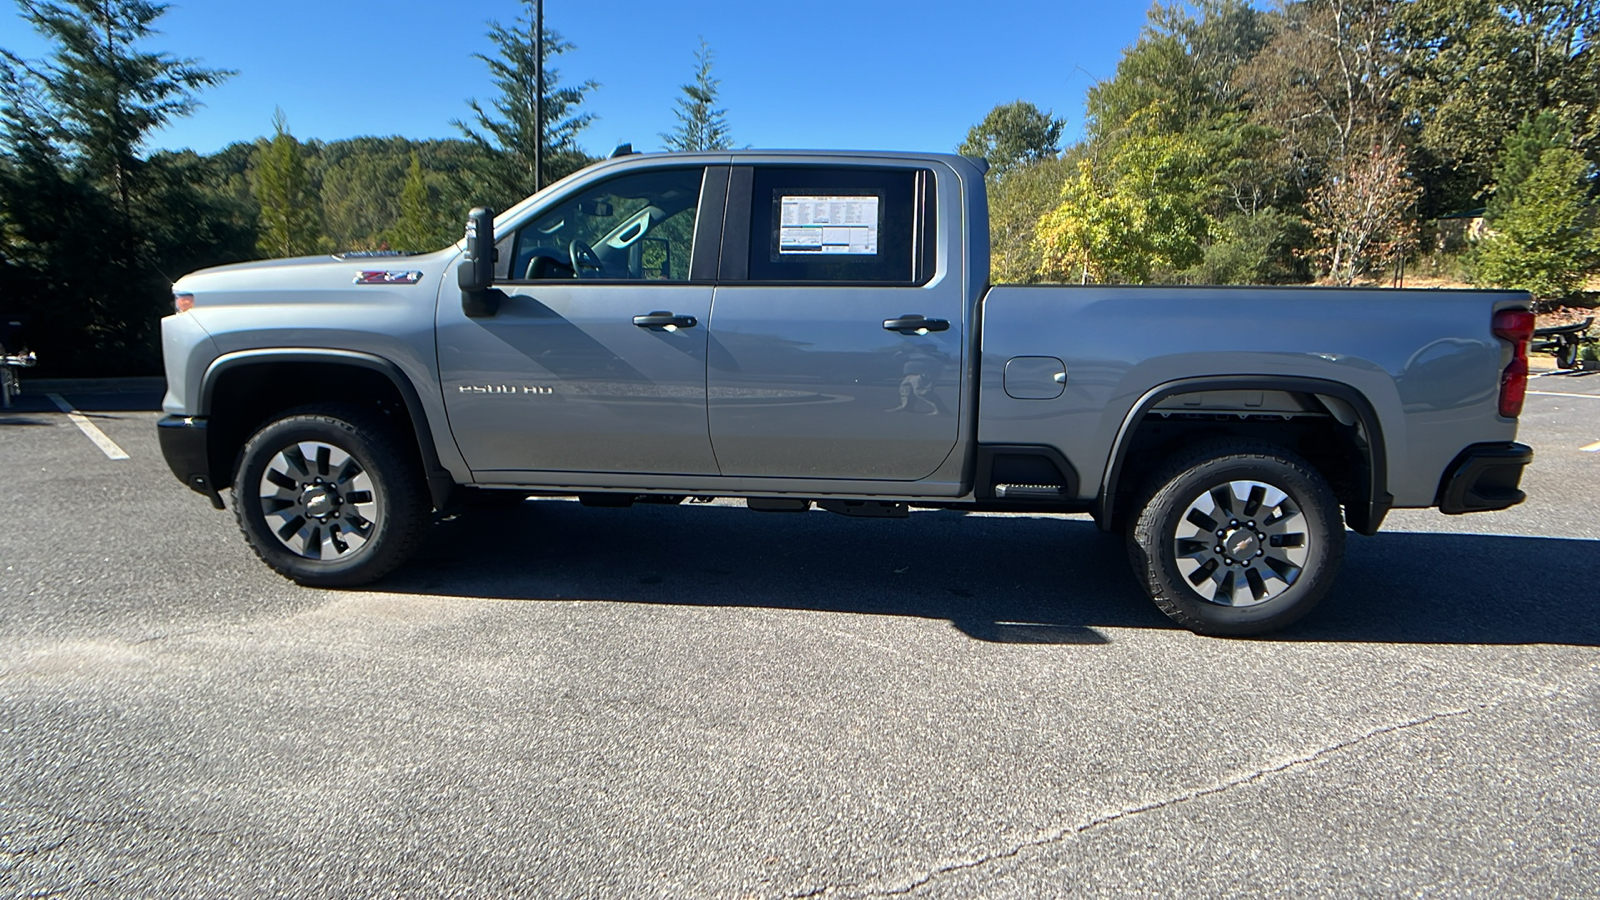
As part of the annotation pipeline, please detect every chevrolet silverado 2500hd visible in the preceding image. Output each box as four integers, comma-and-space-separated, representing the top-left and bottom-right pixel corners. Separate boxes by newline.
157, 150, 1534, 635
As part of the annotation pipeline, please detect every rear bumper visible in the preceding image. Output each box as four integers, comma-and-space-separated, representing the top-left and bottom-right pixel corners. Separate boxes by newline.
157, 415, 224, 509
1436, 442, 1532, 514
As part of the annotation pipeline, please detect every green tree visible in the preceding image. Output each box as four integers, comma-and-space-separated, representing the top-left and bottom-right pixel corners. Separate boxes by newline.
1035, 133, 1212, 283
1078, 1, 1305, 284
253, 110, 322, 258
1242, 0, 1405, 169
662, 38, 732, 152
1085, 33, 1205, 143
0, 0, 231, 375
457, 1, 597, 206
1476, 146, 1599, 302
1488, 112, 1575, 220
1395, 0, 1599, 213
308, 136, 481, 250
1085, 1, 1270, 146
986, 154, 1081, 283
958, 101, 1064, 176
2, 0, 232, 215
1189, 208, 1310, 284
392, 151, 441, 251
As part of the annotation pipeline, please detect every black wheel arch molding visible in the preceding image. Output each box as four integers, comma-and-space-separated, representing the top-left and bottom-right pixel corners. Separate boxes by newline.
179, 348, 458, 510
1095, 375, 1393, 536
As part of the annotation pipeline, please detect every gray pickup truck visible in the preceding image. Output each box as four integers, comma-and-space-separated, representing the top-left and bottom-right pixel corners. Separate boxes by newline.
158, 149, 1535, 635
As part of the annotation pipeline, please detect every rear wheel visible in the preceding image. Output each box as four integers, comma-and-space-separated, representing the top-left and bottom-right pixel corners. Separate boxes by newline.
234, 404, 429, 586
1128, 440, 1344, 636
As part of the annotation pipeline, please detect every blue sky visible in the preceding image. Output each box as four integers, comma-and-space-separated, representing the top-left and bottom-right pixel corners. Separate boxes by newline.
1, 0, 1153, 156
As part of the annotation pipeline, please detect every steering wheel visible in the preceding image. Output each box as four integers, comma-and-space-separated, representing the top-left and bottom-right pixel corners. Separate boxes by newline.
569, 239, 604, 278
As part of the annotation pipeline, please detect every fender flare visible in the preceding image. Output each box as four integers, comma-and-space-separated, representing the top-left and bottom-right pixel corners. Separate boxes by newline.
201, 348, 455, 510
1096, 375, 1392, 535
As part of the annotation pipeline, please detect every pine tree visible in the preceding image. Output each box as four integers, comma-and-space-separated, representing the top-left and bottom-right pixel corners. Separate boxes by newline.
661, 39, 732, 152
1486, 112, 1572, 221
253, 110, 322, 258
1476, 147, 1599, 303
4, 0, 232, 217
392, 151, 440, 251
456, 1, 597, 204
0, 0, 230, 375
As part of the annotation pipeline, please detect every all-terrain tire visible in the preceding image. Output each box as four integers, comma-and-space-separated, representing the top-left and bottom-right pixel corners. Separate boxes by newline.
1127, 439, 1344, 636
233, 403, 430, 587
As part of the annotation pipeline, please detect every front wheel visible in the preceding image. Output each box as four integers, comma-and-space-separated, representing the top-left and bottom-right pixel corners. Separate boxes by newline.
233, 404, 430, 587
1128, 441, 1344, 636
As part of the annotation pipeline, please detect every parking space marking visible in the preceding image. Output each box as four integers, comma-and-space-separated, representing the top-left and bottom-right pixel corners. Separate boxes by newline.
46, 393, 130, 460
1529, 390, 1600, 400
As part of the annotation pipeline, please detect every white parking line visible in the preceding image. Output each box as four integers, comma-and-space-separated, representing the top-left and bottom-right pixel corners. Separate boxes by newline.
1529, 391, 1600, 400
46, 393, 130, 460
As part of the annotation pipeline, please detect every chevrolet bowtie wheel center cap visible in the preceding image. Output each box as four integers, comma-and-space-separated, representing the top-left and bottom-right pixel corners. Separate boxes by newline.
301, 486, 338, 518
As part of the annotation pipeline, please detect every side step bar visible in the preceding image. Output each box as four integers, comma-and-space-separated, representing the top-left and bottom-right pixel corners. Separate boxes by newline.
993, 483, 1068, 501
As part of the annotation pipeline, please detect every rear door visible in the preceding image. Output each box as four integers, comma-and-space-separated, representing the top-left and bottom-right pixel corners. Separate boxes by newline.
705, 164, 963, 480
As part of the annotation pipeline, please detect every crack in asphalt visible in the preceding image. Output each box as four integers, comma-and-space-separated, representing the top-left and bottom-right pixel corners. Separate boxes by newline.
782, 705, 1480, 899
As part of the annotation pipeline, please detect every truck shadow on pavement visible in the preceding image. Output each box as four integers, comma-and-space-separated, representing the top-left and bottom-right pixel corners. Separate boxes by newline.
387, 501, 1600, 647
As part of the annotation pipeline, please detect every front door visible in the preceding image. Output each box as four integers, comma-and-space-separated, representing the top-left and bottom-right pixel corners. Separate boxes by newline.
438, 166, 721, 477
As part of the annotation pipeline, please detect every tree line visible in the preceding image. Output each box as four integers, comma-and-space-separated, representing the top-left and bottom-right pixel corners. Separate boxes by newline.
0, 0, 731, 375
964, 0, 1598, 301
2, 0, 1595, 376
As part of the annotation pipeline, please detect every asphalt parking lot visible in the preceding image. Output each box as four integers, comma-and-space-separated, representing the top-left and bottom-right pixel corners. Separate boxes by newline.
2, 371, 1598, 898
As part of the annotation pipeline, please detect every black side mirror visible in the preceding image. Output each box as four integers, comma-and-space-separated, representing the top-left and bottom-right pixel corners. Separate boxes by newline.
458, 206, 499, 317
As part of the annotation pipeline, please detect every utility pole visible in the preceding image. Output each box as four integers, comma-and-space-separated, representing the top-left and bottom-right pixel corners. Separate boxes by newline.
534, 0, 544, 192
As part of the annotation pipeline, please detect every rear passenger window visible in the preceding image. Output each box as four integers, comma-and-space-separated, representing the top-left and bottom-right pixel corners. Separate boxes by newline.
746, 167, 933, 284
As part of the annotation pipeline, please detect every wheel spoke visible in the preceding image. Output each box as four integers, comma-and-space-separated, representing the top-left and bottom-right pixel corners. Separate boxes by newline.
1242, 484, 1266, 519
1262, 554, 1302, 585
264, 468, 298, 492
281, 445, 310, 480
1183, 507, 1218, 534
334, 457, 362, 488
1210, 486, 1235, 519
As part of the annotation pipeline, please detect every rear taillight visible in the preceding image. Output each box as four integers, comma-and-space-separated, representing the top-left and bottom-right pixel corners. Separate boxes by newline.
1492, 309, 1535, 417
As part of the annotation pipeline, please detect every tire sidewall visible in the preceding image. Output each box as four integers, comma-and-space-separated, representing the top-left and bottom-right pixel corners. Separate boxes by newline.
1142, 453, 1343, 635
235, 413, 405, 585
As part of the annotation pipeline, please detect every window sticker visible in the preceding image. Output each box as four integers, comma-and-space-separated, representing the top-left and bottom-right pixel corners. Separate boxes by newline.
778, 195, 880, 255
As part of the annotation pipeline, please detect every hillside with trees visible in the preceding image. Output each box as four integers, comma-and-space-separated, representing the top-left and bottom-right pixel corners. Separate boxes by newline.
2, 0, 1596, 376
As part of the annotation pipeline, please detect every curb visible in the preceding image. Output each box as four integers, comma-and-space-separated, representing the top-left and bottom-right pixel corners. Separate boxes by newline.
20, 376, 167, 394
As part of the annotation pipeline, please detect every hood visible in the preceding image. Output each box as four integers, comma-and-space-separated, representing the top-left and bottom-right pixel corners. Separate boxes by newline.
173, 247, 459, 295
170, 247, 461, 320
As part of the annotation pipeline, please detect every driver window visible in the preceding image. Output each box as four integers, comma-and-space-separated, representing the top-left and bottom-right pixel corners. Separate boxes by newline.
500, 167, 705, 282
